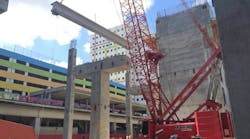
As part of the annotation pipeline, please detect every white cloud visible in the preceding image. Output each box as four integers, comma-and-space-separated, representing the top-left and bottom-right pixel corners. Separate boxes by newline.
83, 42, 90, 54
0, 0, 154, 48
76, 57, 83, 65
42, 56, 83, 68
54, 61, 68, 68
41, 58, 68, 68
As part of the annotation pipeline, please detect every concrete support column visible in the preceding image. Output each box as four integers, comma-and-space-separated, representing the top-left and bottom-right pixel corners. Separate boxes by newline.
125, 71, 133, 138
213, 1, 250, 138
63, 40, 76, 139
34, 117, 41, 135
84, 121, 89, 133
90, 71, 110, 139
111, 122, 117, 133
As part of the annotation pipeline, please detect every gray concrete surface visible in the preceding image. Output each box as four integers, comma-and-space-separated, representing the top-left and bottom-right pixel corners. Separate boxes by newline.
126, 71, 133, 137
156, 4, 223, 118
90, 71, 110, 139
63, 42, 76, 139
0, 99, 143, 123
213, 1, 250, 138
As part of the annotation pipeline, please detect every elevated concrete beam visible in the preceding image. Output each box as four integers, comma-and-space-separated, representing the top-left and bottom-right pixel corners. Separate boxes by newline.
0, 100, 143, 123
74, 55, 129, 78
51, 1, 128, 48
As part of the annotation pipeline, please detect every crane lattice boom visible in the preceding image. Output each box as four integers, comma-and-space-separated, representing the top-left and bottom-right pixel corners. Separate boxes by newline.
119, 0, 175, 122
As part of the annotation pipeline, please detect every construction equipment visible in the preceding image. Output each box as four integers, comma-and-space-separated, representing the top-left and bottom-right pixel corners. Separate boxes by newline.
119, 0, 234, 138
51, 1, 234, 138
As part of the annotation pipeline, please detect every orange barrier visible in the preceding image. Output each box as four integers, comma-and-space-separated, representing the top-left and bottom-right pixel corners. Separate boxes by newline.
0, 120, 37, 139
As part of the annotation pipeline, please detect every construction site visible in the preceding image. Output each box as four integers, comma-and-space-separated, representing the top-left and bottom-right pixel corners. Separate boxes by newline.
0, 0, 249, 139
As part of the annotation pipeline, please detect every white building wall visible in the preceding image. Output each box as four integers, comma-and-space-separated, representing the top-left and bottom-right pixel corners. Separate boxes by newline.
89, 25, 145, 104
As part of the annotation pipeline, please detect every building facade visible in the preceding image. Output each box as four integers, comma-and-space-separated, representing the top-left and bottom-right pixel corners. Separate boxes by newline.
0, 47, 146, 135
90, 25, 145, 104
0, 47, 126, 96
156, 3, 224, 118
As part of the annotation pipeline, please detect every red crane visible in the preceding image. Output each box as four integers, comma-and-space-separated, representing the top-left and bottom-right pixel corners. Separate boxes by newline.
119, 0, 234, 138
119, 0, 178, 123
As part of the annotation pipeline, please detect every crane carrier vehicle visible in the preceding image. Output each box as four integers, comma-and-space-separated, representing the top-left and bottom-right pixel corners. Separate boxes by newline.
118, 0, 234, 138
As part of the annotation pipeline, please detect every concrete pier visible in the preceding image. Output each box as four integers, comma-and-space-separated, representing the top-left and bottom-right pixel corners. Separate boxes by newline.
213, 1, 250, 138
90, 71, 110, 139
125, 71, 133, 138
63, 40, 77, 139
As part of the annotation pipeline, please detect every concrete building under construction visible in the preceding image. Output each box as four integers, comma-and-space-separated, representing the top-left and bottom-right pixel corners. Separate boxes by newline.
157, 4, 225, 118
1, 0, 250, 138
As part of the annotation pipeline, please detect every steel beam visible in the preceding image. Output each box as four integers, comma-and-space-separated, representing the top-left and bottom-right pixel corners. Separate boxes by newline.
51, 1, 128, 48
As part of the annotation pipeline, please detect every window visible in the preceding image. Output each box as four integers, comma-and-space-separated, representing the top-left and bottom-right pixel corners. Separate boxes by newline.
75, 83, 83, 87
27, 82, 47, 89
52, 70, 66, 76
0, 77, 6, 81
0, 65, 8, 71
28, 73, 48, 80
14, 80, 23, 85
15, 69, 25, 75
0, 55, 9, 60
12, 90, 22, 95
85, 85, 91, 89
52, 78, 66, 84
29, 63, 49, 72
16, 60, 26, 65
85, 78, 91, 82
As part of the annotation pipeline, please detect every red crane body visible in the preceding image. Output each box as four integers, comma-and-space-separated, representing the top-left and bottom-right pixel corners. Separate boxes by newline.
119, 0, 234, 138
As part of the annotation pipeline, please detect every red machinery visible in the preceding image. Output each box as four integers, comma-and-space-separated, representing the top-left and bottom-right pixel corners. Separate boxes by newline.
119, 0, 234, 138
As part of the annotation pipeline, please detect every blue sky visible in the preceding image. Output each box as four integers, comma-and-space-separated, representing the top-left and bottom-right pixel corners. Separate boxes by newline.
0, 0, 209, 68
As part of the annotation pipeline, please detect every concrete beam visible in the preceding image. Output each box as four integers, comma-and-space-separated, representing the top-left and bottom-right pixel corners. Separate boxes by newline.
213, 1, 250, 138
51, 1, 128, 48
0, 100, 143, 123
33, 117, 41, 135
74, 55, 129, 78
